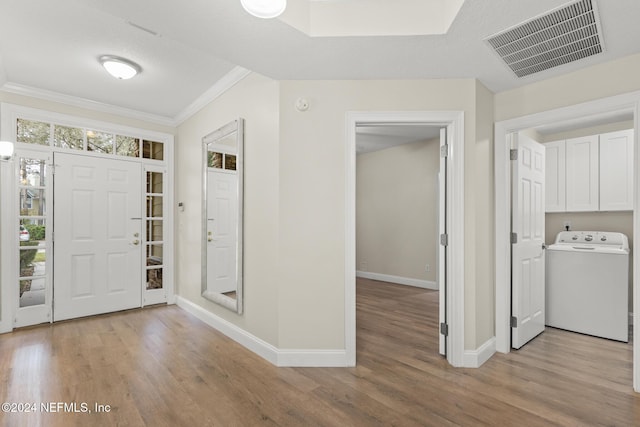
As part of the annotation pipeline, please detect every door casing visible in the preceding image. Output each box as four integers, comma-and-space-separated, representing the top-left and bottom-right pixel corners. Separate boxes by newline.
346, 110, 465, 367
0, 102, 175, 332
494, 90, 640, 391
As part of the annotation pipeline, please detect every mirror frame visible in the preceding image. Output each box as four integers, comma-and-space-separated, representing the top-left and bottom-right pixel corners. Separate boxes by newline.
201, 118, 244, 314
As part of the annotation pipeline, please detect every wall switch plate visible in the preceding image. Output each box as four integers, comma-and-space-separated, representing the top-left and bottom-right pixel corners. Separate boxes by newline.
425, 264, 431, 272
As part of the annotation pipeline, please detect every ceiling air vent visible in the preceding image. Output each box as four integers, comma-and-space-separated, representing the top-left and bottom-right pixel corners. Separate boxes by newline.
485, 0, 603, 78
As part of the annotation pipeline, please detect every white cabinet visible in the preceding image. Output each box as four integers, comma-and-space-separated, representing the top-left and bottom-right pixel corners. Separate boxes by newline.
545, 140, 566, 212
599, 129, 634, 211
565, 135, 599, 212
544, 129, 634, 213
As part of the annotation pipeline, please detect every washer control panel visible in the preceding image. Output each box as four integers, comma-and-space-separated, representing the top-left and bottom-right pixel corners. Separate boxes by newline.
555, 231, 627, 249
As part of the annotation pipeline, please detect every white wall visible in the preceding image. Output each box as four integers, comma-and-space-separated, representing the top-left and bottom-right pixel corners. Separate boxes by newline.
495, 53, 640, 122
473, 82, 496, 348
277, 78, 494, 350
175, 72, 281, 346
356, 138, 439, 284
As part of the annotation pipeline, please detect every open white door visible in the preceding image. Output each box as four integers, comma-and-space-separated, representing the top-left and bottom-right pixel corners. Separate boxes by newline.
53, 153, 142, 321
511, 133, 546, 349
438, 127, 447, 356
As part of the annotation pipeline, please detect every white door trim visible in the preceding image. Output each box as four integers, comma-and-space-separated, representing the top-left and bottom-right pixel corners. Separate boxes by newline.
0, 158, 16, 333
494, 90, 640, 391
346, 110, 465, 367
0, 102, 175, 331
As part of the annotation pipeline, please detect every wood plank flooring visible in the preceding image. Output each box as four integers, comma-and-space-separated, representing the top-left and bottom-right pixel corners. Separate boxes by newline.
1, 277, 638, 426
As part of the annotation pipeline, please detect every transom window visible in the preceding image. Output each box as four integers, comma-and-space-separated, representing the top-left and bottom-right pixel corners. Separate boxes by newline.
17, 118, 164, 160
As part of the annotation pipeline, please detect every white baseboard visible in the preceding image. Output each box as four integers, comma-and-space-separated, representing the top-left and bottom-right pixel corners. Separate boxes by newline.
356, 271, 437, 290
463, 337, 496, 368
175, 296, 348, 367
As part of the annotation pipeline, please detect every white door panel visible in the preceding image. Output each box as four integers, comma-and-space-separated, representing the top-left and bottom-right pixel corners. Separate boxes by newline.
566, 135, 599, 211
54, 153, 142, 321
207, 170, 238, 294
544, 140, 566, 212
512, 133, 546, 349
600, 129, 634, 211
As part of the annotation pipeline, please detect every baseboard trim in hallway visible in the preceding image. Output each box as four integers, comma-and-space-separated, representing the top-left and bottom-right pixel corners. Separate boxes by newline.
175, 296, 348, 367
356, 271, 437, 290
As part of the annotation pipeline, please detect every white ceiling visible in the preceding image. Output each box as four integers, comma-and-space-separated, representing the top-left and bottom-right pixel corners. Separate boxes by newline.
1, 0, 640, 123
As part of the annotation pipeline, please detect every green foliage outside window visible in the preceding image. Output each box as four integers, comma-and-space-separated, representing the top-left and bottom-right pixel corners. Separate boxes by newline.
25, 224, 45, 241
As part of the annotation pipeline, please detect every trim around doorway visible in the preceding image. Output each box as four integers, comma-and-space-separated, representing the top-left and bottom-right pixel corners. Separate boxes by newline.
0, 103, 176, 332
345, 110, 465, 367
494, 90, 640, 391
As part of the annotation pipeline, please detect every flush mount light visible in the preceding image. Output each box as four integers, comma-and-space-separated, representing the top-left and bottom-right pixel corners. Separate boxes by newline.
0, 140, 15, 161
241, 0, 286, 18
99, 55, 142, 80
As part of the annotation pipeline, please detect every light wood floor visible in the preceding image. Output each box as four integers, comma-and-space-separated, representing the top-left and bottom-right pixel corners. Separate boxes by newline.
1, 278, 638, 426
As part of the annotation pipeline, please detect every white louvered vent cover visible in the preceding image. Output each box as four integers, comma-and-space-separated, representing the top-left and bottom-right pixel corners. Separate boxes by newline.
485, 0, 603, 78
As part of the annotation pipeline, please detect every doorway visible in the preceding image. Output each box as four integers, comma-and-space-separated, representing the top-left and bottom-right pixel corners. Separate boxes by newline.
345, 111, 465, 367
0, 103, 174, 332
355, 123, 443, 356
494, 91, 640, 390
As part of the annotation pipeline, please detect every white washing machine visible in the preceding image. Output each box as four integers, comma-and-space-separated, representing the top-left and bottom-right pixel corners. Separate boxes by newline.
546, 231, 629, 342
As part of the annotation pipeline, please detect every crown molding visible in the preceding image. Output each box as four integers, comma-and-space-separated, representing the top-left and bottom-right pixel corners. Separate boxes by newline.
1, 82, 175, 127
0, 66, 253, 129
173, 66, 252, 125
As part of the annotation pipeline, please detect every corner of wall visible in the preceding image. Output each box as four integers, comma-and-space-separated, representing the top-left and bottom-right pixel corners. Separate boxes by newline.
472, 80, 496, 349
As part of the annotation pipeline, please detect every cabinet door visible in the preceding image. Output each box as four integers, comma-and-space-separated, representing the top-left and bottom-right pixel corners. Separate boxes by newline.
599, 129, 634, 211
566, 135, 599, 211
544, 140, 566, 212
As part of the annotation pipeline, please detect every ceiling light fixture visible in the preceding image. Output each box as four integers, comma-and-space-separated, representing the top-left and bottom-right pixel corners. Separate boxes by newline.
240, 0, 286, 18
99, 55, 142, 80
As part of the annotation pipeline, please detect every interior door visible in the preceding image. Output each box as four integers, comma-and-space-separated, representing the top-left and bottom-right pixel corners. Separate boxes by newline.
206, 170, 238, 294
511, 133, 546, 349
53, 153, 142, 321
438, 127, 447, 356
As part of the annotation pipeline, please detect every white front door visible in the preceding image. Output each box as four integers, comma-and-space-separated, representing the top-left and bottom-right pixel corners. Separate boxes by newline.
53, 153, 142, 321
207, 170, 238, 294
511, 133, 546, 349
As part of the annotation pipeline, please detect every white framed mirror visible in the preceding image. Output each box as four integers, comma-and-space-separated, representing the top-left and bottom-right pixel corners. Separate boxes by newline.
201, 118, 244, 313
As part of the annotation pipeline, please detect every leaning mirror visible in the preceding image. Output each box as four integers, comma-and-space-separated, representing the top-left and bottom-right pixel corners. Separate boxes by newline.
201, 118, 244, 313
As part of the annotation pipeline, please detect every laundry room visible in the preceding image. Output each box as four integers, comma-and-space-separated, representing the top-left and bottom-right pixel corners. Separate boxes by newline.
535, 114, 634, 342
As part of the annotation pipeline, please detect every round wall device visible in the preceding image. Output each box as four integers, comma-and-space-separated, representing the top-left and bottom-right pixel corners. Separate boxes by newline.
295, 98, 310, 112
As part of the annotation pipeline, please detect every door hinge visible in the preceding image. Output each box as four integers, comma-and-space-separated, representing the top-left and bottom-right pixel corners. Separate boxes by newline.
511, 316, 518, 328
440, 144, 449, 158
510, 149, 518, 160
440, 322, 449, 337
511, 232, 517, 244
440, 233, 448, 247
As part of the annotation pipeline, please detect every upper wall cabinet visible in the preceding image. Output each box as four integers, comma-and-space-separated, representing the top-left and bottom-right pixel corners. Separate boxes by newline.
599, 130, 634, 211
545, 129, 634, 213
545, 140, 566, 212
565, 135, 599, 212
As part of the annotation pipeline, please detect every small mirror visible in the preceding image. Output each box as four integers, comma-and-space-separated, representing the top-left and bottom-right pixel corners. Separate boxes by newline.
202, 118, 244, 313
